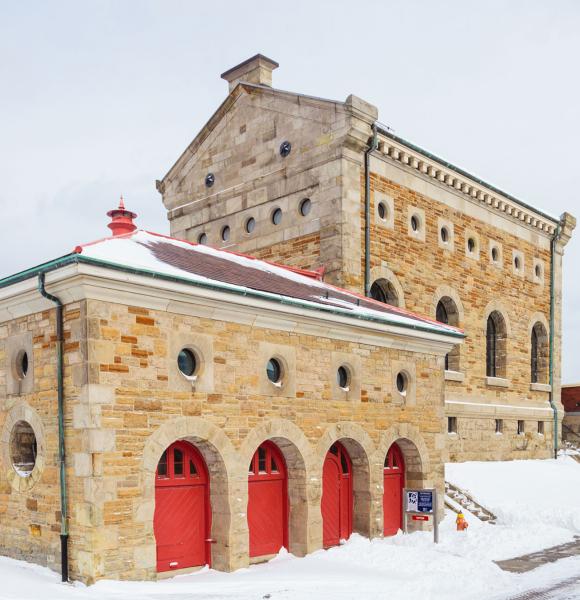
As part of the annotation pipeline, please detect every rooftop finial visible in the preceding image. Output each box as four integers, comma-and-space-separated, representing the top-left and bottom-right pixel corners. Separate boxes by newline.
107, 196, 137, 237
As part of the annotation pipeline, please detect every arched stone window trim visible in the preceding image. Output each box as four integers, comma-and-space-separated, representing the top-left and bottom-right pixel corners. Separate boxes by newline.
528, 313, 549, 384
483, 302, 511, 379
431, 286, 464, 373
369, 264, 405, 309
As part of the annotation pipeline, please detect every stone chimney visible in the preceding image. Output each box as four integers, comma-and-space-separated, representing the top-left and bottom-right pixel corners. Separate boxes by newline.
107, 196, 137, 236
221, 54, 279, 93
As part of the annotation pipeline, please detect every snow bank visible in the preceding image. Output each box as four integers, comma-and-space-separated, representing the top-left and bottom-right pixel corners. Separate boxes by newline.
446, 456, 580, 537
1, 458, 579, 600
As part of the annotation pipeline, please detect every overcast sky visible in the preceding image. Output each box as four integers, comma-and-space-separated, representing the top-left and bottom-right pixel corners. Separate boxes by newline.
1, 0, 578, 381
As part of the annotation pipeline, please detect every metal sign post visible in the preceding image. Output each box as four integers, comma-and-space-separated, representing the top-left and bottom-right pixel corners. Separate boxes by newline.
403, 487, 439, 544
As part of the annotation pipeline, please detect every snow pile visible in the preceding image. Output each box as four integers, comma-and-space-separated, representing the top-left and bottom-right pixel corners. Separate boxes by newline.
447, 455, 580, 539
1, 458, 579, 600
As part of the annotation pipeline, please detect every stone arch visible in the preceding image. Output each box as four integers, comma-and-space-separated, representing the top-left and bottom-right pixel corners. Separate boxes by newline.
317, 422, 376, 539
140, 417, 239, 572
431, 285, 465, 325
483, 300, 512, 336
432, 286, 464, 372
0, 401, 45, 493
375, 425, 432, 535
369, 264, 406, 308
528, 312, 550, 384
240, 419, 315, 557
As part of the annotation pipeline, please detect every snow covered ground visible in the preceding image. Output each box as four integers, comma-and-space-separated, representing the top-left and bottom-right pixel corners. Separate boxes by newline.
1, 456, 580, 600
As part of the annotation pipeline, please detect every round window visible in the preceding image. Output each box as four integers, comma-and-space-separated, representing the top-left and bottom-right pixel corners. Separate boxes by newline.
279, 141, 292, 157
205, 173, 215, 188
177, 349, 197, 377
272, 208, 283, 226
221, 225, 231, 242
10, 420, 37, 477
467, 237, 476, 253
245, 217, 256, 234
266, 358, 282, 384
396, 372, 407, 394
378, 202, 387, 221
15, 350, 29, 380
491, 246, 499, 262
514, 256, 521, 270
198, 233, 208, 245
337, 366, 349, 389
440, 227, 449, 243
299, 198, 312, 217
411, 215, 420, 232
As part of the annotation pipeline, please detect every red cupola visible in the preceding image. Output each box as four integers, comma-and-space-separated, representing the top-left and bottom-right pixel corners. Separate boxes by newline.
107, 196, 137, 236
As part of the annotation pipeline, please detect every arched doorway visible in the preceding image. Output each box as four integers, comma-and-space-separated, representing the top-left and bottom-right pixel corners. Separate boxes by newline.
248, 441, 288, 557
154, 440, 211, 572
321, 442, 352, 547
383, 443, 405, 536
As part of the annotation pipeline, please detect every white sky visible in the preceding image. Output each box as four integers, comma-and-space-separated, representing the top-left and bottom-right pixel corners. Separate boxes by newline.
0, 0, 578, 381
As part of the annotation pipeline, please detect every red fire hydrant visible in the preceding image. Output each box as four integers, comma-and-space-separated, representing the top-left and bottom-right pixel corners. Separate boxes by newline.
456, 512, 469, 531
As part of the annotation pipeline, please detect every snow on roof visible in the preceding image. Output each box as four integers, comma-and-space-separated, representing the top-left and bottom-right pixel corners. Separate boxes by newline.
71, 230, 463, 337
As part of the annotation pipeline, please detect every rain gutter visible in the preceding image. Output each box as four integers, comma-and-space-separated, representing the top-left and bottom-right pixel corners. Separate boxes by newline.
38, 273, 68, 582
549, 225, 561, 459
364, 123, 378, 297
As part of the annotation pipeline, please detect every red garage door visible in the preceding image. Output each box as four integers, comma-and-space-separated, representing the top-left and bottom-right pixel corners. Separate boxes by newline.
248, 441, 288, 557
321, 442, 352, 547
154, 441, 211, 572
383, 443, 405, 536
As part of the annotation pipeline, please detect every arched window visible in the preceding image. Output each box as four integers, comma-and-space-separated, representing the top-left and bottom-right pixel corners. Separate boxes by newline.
531, 322, 548, 383
486, 311, 507, 378
370, 278, 399, 307
436, 297, 460, 371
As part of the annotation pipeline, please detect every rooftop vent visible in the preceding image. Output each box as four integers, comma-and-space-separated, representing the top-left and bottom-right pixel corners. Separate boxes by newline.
107, 196, 137, 236
221, 54, 279, 93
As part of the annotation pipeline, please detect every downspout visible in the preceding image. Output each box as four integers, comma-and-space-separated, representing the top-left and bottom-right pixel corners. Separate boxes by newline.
549, 225, 561, 459
38, 273, 69, 582
364, 123, 378, 297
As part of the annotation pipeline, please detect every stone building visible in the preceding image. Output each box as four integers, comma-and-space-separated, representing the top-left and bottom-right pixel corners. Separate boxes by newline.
0, 203, 460, 582
158, 54, 576, 462
0, 54, 575, 584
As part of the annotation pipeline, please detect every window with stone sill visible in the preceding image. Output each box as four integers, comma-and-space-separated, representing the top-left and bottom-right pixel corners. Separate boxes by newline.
436, 297, 460, 371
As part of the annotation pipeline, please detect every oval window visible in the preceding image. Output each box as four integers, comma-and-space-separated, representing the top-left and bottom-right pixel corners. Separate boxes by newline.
245, 217, 256, 234
266, 358, 282, 384
198, 233, 208, 245
396, 372, 407, 394
411, 215, 420, 232
10, 420, 37, 477
378, 202, 387, 221
299, 198, 312, 217
337, 366, 349, 389
15, 350, 29, 380
221, 225, 231, 242
272, 208, 283, 226
440, 227, 449, 243
178, 348, 197, 377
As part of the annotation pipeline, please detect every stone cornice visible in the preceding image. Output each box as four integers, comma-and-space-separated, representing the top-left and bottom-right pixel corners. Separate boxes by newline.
376, 131, 560, 238
0, 263, 459, 357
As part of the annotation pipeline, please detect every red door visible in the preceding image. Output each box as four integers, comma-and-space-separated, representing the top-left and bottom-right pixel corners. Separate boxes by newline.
154, 441, 211, 572
383, 443, 405, 536
248, 441, 288, 557
321, 442, 352, 547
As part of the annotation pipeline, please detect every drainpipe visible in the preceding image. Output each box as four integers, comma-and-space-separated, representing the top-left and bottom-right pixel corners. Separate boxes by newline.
38, 273, 69, 582
548, 225, 561, 460
364, 123, 378, 297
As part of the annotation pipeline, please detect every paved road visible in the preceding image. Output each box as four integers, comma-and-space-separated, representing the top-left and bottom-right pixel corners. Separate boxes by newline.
505, 576, 580, 600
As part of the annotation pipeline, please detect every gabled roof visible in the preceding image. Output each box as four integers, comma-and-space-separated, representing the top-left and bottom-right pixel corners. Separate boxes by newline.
0, 230, 463, 339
